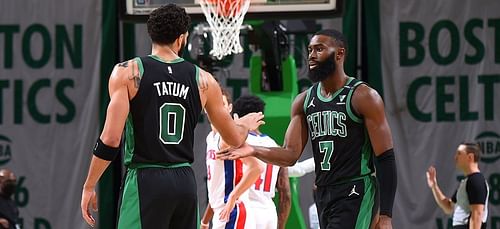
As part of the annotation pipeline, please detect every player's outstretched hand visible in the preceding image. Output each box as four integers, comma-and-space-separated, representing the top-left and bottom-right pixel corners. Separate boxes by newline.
219, 197, 238, 222
0, 218, 10, 229
81, 187, 98, 227
375, 215, 392, 229
426, 166, 437, 188
234, 112, 265, 132
217, 143, 254, 160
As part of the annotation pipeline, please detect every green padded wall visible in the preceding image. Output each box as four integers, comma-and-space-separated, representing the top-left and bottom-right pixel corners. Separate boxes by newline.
249, 55, 306, 229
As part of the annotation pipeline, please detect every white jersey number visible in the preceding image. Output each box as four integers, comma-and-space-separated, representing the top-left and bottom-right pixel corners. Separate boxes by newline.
319, 141, 334, 170
159, 103, 186, 144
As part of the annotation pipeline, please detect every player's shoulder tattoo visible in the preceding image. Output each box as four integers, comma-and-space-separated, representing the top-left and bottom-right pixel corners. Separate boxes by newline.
118, 61, 129, 68
117, 59, 140, 88
128, 60, 141, 88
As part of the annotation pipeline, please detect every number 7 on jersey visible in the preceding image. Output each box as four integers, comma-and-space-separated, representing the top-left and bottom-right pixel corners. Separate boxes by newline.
319, 141, 334, 170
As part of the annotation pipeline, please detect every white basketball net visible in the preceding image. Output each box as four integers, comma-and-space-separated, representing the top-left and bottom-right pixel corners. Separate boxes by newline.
199, 0, 251, 60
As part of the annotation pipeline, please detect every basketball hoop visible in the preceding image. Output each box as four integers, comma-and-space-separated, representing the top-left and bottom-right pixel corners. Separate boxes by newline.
199, 0, 251, 60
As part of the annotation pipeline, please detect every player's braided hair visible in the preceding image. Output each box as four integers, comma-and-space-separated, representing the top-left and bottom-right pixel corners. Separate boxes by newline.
147, 4, 191, 45
232, 95, 265, 117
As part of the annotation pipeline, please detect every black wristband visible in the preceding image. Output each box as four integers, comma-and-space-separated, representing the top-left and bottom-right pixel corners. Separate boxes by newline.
93, 138, 119, 161
375, 148, 397, 217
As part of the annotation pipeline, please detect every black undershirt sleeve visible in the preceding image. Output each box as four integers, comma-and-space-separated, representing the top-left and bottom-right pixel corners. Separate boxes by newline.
466, 173, 488, 205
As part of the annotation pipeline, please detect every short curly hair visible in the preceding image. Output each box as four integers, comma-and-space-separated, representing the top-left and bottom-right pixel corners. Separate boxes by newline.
147, 4, 191, 45
315, 29, 348, 56
232, 95, 265, 117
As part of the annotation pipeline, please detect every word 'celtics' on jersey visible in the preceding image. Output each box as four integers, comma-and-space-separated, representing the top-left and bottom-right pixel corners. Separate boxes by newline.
303, 77, 375, 186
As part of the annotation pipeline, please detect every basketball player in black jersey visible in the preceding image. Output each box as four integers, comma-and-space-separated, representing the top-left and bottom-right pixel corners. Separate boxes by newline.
218, 29, 397, 229
80, 4, 264, 229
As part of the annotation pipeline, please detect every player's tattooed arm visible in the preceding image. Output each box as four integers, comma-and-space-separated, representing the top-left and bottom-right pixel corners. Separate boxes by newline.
277, 167, 291, 229
117, 60, 140, 88
117, 61, 128, 68
129, 60, 140, 88
117, 60, 141, 88
197, 68, 209, 91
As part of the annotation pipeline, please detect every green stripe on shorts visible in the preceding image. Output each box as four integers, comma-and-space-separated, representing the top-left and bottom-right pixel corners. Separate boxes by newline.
118, 169, 142, 229
355, 175, 376, 229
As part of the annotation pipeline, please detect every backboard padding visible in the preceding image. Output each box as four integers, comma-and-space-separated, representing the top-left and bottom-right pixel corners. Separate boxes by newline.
120, 0, 343, 22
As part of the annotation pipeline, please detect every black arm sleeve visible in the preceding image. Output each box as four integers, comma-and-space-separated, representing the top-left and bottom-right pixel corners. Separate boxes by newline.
375, 148, 397, 217
466, 173, 488, 204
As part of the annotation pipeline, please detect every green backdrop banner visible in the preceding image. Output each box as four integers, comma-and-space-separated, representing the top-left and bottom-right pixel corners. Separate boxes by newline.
376, 1, 500, 228
5, 1, 499, 228
0, 1, 101, 228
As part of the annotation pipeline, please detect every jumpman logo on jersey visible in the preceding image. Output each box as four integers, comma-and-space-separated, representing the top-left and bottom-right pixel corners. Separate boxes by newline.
167, 66, 173, 74
348, 185, 360, 197
337, 95, 346, 105
307, 97, 316, 108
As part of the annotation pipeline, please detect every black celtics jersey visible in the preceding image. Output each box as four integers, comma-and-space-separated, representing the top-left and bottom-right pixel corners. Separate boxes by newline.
124, 55, 202, 166
303, 77, 375, 186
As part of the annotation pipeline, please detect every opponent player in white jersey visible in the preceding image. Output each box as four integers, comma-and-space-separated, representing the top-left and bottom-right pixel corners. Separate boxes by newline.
231, 95, 291, 229
202, 91, 264, 229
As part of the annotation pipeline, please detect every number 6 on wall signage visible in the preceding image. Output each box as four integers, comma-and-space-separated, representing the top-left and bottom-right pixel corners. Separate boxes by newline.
159, 103, 186, 144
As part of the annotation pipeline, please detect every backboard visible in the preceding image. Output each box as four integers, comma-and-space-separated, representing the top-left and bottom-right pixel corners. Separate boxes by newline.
120, 0, 342, 22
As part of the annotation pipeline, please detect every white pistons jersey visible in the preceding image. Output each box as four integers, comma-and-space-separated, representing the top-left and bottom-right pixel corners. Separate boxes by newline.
206, 131, 248, 209
246, 133, 281, 208
206, 131, 254, 229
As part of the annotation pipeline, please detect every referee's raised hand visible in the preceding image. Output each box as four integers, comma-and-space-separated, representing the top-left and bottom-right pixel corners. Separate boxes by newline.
426, 166, 437, 188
